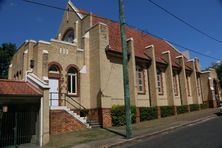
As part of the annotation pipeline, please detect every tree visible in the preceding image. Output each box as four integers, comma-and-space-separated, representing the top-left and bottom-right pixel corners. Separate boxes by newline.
0, 43, 17, 79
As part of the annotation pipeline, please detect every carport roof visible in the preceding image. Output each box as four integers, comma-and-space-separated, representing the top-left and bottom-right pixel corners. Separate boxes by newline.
0, 79, 43, 96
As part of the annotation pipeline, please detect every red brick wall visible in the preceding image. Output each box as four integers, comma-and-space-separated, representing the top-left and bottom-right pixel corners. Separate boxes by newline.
72, 108, 100, 123
50, 110, 86, 135
88, 108, 100, 122
101, 108, 112, 128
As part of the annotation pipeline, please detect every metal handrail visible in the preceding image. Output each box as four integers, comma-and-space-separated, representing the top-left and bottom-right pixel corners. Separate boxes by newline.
65, 94, 89, 117
49, 92, 89, 118
65, 95, 87, 110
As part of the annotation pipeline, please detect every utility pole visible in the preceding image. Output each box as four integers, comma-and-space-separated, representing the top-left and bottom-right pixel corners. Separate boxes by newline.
119, 0, 132, 139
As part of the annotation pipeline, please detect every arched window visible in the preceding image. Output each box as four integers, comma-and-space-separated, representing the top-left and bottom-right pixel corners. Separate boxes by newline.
136, 65, 145, 93
186, 74, 191, 96
63, 29, 74, 43
49, 65, 59, 73
67, 67, 78, 95
173, 71, 178, 96
157, 68, 163, 95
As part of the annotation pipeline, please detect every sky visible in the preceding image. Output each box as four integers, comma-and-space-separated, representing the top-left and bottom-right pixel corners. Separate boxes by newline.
0, 0, 222, 69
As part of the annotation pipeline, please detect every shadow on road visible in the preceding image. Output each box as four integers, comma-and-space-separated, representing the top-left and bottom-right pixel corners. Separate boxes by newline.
214, 112, 222, 116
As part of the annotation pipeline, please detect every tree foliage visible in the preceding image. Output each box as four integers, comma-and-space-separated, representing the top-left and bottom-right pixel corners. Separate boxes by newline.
0, 43, 17, 79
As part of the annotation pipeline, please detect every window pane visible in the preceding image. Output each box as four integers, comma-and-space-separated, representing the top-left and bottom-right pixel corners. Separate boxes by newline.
68, 68, 76, 74
63, 30, 74, 43
138, 72, 141, 78
49, 65, 58, 72
139, 86, 143, 91
72, 75, 76, 93
136, 65, 144, 93
68, 75, 71, 93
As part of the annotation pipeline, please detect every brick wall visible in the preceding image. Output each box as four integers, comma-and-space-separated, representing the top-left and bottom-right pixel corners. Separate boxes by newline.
50, 110, 86, 135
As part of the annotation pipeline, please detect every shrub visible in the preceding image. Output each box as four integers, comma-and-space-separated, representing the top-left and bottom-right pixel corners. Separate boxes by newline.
200, 103, 208, 110
111, 105, 136, 126
139, 107, 158, 121
177, 105, 188, 114
189, 104, 200, 112
160, 106, 174, 118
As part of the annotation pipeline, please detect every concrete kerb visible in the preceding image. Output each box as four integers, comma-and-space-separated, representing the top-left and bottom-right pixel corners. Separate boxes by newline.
102, 115, 216, 148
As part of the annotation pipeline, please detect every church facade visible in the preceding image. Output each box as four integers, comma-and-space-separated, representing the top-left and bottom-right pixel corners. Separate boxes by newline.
7, 1, 221, 144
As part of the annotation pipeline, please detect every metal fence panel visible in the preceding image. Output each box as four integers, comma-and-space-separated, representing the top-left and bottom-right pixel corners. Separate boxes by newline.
0, 112, 37, 147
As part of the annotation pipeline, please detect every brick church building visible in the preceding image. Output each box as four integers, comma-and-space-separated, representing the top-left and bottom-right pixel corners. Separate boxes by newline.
5, 0, 221, 146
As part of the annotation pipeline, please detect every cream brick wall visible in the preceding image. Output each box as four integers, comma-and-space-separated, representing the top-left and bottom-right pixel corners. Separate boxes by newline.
200, 69, 221, 103
158, 71, 168, 106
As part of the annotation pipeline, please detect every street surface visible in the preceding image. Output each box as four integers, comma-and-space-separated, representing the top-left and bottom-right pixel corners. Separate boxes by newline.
128, 115, 222, 148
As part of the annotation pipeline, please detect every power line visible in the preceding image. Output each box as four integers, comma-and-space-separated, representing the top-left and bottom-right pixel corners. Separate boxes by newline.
21, 0, 100, 18
147, 0, 222, 43
20, 0, 221, 61
22, 0, 66, 11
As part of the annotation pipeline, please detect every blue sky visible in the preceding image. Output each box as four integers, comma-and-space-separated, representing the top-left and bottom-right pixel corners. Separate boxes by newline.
0, 0, 222, 69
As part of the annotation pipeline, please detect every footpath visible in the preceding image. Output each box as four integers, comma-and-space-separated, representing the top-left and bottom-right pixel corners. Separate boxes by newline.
45, 108, 219, 148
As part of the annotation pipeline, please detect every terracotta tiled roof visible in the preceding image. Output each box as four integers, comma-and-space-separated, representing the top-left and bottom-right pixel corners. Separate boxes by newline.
80, 10, 193, 70
0, 79, 42, 96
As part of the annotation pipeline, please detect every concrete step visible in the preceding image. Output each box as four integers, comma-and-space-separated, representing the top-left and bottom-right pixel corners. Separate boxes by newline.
87, 120, 101, 128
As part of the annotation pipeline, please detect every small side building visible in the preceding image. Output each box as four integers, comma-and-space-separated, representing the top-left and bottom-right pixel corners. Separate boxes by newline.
200, 68, 221, 108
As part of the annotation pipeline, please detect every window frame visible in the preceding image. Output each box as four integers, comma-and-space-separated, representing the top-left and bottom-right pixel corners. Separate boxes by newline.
63, 29, 75, 43
136, 65, 145, 94
186, 75, 191, 96
66, 66, 79, 97
173, 71, 178, 96
157, 68, 164, 95
68, 72, 77, 95
197, 75, 201, 96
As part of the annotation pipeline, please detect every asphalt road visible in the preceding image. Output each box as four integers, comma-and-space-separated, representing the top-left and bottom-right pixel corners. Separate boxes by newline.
128, 115, 222, 148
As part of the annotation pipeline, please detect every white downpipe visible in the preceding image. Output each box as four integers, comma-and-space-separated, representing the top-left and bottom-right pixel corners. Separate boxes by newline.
25, 69, 33, 81
40, 97, 43, 147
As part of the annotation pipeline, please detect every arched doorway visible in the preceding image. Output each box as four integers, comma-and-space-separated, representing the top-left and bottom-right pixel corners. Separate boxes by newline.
48, 64, 61, 106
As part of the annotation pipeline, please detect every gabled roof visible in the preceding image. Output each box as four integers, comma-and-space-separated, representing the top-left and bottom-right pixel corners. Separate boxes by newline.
74, 2, 193, 70
0, 79, 42, 96
91, 15, 193, 70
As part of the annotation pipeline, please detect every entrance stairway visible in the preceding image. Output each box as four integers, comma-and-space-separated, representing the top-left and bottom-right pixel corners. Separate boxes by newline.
50, 106, 101, 128
50, 106, 91, 128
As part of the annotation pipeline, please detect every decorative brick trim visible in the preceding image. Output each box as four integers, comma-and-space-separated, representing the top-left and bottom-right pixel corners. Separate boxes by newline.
48, 73, 60, 79
48, 61, 63, 72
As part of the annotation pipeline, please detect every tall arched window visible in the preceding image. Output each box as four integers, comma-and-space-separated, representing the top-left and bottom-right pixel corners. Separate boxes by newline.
157, 68, 163, 95
67, 67, 78, 95
63, 29, 74, 43
136, 65, 145, 93
173, 71, 178, 96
